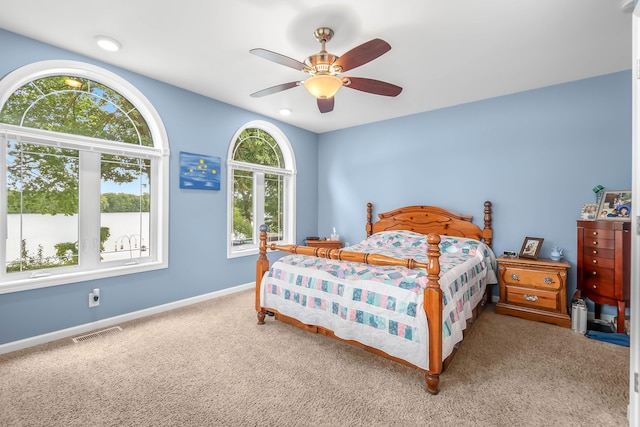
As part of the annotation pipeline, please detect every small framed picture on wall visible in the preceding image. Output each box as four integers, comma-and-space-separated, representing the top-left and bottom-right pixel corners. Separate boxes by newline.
595, 190, 631, 220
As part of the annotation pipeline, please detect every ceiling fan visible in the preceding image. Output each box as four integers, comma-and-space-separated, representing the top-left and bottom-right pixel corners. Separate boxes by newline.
249, 27, 402, 113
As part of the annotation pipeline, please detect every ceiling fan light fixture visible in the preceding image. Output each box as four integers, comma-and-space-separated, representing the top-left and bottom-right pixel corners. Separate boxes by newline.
303, 75, 342, 99
249, 28, 400, 113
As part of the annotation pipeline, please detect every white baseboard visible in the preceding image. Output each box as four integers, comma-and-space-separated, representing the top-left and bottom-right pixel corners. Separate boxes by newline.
0, 282, 254, 355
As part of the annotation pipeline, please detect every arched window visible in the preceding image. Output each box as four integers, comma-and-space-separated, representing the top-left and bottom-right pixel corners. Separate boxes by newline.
0, 60, 169, 293
227, 121, 296, 258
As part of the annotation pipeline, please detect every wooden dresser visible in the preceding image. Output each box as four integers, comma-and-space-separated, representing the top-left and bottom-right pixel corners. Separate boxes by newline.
575, 220, 630, 333
495, 257, 571, 327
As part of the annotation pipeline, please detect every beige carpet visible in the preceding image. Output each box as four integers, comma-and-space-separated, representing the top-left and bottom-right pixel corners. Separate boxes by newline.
0, 290, 629, 427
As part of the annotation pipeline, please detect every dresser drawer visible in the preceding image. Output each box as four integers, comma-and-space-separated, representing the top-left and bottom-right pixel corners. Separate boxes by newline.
581, 266, 615, 283
583, 238, 615, 250
504, 286, 559, 311
582, 277, 615, 299
583, 228, 616, 239
583, 255, 614, 269
583, 247, 615, 259
501, 267, 563, 290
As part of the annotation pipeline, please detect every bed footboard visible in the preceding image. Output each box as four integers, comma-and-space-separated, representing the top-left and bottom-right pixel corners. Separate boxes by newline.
255, 225, 444, 394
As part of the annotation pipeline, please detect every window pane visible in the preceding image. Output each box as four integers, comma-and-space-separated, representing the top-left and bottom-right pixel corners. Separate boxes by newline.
5, 140, 79, 273
232, 128, 284, 168
265, 173, 283, 241
0, 76, 153, 146
233, 169, 253, 247
100, 155, 150, 262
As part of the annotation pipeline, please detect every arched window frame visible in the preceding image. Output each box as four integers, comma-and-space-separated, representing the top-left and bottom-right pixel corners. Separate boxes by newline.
226, 120, 296, 258
0, 60, 170, 293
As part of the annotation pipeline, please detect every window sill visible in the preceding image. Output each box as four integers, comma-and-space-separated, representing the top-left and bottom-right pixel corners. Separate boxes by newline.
227, 247, 259, 259
0, 260, 168, 295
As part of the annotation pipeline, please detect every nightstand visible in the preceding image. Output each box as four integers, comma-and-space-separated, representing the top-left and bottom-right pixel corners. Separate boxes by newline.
495, 257, 571, 327
305, 239, 342, 249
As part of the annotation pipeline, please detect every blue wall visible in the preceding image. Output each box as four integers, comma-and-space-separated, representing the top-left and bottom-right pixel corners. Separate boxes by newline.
0, 28, 632, 346
0, 30, 320, 344
317, 71, 632, 308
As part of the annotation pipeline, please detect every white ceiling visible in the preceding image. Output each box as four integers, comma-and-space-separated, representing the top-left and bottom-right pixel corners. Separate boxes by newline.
0, 0, 633, 134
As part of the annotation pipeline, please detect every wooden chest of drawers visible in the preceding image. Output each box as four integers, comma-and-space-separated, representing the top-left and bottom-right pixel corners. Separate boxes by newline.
495, 257, 571, 327
576, 220, 630, 333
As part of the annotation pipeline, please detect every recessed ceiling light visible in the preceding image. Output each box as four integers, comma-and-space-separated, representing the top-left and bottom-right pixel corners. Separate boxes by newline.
279, 108, 292, 116
95, 35, 122, 52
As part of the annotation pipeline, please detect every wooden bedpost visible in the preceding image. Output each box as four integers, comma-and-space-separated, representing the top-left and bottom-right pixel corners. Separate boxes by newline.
482, 201, 493, 305
366, 202, 373, 237
483, 201, 493, 249
256, 225, 269, 324
424, 233, 442, 395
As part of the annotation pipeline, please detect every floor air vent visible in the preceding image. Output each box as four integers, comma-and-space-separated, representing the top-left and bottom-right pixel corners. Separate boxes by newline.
72, 326, 123, 343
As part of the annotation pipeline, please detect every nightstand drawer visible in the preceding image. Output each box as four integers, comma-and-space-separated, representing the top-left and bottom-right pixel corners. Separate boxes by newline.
505, 286, 559, 311
502, 267, 563, 290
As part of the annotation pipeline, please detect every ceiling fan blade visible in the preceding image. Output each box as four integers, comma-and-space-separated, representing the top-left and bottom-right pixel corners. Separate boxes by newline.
250, 81, 301, 98
250, 48, 307, 71
333, 39, 391, 72
317, 97, 334, 113
344, 77, 402, 97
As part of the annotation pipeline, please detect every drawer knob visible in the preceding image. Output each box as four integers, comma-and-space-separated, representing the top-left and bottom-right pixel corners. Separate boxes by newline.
592, 250, 598, 254
592, 271, 597, 276
593, 231, 598, 235
510, 273, 519, 281
593, 284, 597, 289
544, 277, 553, 285
592, 259, 597, 264
524, 294, 538, 302
593, 241, 598, 245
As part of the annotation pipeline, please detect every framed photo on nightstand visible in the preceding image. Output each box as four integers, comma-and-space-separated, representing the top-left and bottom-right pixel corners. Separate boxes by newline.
519, 237, 544, 260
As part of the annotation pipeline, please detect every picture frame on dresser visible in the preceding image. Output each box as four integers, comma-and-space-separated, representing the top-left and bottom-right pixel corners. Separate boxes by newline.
519, 237, 544, 260
595, 190, 631, 220
580, 203, 598, 220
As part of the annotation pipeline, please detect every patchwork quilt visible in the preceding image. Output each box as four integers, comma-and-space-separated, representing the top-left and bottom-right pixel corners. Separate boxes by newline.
260, 230, 497, 370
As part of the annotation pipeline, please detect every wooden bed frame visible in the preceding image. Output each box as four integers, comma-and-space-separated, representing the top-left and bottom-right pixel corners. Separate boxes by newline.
255, 201, 493, 394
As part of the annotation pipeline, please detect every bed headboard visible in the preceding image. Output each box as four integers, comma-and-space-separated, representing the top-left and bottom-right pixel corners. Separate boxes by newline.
366, 201, 493, 248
